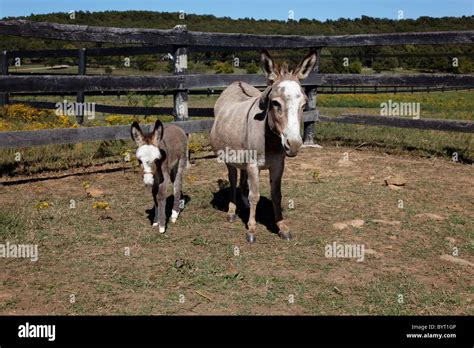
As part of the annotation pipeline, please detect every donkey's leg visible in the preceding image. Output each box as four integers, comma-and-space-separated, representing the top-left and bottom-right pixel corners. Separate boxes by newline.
270, 162, 292, 240
246, 163, 260, 243
152, 186, 159, 226
239, 169, 249, 209
171, 156, 186, 223
154, 172, 170, 233
226, 164, 238, 222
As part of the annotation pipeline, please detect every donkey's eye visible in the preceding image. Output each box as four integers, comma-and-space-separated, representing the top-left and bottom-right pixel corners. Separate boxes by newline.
137, 159, 143, 165
271, 100, 282, 114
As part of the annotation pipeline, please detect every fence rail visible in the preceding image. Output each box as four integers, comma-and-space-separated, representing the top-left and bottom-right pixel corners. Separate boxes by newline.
5, 85, 471, 96
320, 114, 474, 133
2, 73, 474, 93
0, 20, 473, 150
0, 120, 214, 148
1, 111, 472, 149
0, 111, 319, 148
1, 20, 473, 48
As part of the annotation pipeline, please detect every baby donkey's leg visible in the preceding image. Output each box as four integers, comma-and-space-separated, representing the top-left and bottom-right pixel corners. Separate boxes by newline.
153, 172, 170, 233
171, 155, 186, 223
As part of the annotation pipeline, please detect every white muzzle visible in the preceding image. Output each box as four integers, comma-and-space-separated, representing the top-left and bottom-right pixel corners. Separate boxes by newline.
143, 172, 154, 186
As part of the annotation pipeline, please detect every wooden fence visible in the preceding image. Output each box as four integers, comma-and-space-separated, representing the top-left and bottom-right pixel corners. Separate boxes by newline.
0, 19, 473, 149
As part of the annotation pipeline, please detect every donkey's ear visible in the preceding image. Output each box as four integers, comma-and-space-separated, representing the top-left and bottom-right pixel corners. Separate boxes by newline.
260, 50, 278, 83
293, 50, 318, 80
151, 120, 164, 146
131, 121, 145, 147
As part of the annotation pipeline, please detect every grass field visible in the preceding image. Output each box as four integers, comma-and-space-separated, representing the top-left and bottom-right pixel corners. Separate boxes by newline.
0, 146, 472, 315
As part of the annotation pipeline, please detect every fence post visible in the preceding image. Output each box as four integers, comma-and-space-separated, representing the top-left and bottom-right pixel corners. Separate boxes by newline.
172, 25, 190, 167
172, 25, 188, 123
76, 48, 87, 125
303, 47, 321, 145
0, 51, 9, 107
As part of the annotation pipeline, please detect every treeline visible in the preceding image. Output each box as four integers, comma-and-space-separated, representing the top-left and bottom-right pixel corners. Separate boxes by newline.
0, 11, 473, 73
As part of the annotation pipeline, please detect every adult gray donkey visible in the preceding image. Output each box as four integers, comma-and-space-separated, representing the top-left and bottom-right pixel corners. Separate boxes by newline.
210, 50, 317, 243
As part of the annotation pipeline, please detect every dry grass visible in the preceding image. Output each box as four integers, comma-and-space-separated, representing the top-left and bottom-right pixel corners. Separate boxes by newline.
0, 146, 472, 315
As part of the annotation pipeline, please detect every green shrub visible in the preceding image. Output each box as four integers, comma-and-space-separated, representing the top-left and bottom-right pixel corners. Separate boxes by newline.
213, 61, 234, 74
245, 62, 259, 74
348, 61, 362, 74
372, 62, 384, 73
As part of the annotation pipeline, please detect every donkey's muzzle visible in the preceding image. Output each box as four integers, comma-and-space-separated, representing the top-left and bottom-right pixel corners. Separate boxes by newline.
283, 137, 303, 157
143, 173, 154, 186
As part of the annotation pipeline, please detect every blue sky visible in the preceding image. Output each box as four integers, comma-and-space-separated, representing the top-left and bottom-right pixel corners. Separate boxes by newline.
0, 0, 473, 21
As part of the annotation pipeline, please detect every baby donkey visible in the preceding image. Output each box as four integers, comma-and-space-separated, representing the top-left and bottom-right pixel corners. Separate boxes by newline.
131, 120, 188, 233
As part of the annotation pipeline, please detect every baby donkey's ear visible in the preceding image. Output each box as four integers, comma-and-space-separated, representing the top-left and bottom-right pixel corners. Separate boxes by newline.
131, 121, 145, 147
151, 120, 164, 146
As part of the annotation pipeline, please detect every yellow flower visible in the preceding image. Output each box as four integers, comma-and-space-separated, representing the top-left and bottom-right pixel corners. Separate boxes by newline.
93, 201, 110, 210
35, 201, 49, 209
4, 103, 75, 130
105, 115, 136, 126
187, 175, 197, 183
188, 142, 203, 154
312, 169, 321, 183
6, 104, 40, 122
0, 118, 11, 131
57, 115, 72, 127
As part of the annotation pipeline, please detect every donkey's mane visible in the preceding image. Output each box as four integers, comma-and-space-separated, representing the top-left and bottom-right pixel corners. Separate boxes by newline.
271, 61, 299, 83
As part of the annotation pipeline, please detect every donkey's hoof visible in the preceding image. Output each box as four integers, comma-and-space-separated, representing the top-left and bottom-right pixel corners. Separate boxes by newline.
227, 214, 237, 223
246, 232, 256, 243
278, 230, 293, 241
171, 210, 180, 223
153, 223, 166, 233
